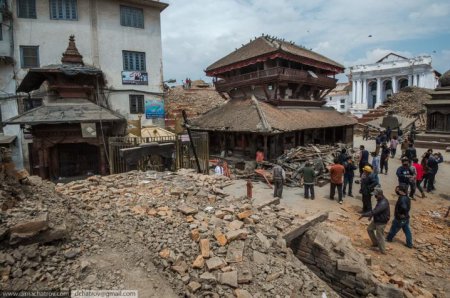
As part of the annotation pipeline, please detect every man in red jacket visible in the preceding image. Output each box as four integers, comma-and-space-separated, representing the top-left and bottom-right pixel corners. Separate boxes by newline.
329, 158, 345, 204
411, 157, 425, 198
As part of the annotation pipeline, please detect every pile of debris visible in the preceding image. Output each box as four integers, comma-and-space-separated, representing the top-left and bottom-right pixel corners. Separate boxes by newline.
239, 144, 350, 187
1, 170, 339, 297
385, 87, 431, 119
165, 86, 226, 119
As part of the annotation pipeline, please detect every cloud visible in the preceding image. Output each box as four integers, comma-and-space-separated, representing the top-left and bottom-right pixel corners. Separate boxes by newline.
161, 0, 450, 84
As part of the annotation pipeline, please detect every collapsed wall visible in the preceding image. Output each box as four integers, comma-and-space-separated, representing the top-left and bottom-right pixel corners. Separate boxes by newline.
290, 223, 405, 298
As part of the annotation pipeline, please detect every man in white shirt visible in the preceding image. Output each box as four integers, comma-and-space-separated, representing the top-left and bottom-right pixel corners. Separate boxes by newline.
215, 161, 224, 175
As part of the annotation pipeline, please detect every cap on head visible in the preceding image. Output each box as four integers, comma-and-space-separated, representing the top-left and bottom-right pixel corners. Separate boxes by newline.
363, 165, 373, 173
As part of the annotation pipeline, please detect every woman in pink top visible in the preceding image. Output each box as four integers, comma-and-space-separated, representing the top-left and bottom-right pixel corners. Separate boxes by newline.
412, 157, 425, 198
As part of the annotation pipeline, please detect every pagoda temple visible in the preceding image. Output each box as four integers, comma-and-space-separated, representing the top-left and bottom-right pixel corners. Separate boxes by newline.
416, 70, 450, 149
192, 35, 357, 159
4, 36, 125, 179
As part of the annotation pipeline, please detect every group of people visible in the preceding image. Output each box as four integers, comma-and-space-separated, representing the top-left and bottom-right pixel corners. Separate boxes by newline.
182, 78, 192, 89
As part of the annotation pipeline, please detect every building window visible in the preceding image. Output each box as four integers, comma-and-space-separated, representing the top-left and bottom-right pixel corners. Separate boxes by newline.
0, 24, 2, 41
122, 51, 146, 71
120, 5, 144, 28
50, 0, 78, 20
340, 99, 345, 104
129, 95, 144, 114
23, 98, 43, 112
340, 104, 345, 109
20, 46, 39, 68
17, 0, 36, 19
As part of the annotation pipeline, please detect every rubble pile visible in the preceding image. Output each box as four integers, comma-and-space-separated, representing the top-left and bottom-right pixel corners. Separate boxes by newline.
166, 86, 226, 119
250, 144, 350, 186
372, 87, 431, 130
1, 170, 339, 297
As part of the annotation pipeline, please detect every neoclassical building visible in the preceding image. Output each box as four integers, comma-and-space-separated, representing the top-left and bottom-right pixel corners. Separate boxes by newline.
349, 53, 440, 117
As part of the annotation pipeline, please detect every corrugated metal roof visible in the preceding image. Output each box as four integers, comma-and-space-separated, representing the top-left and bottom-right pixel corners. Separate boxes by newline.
191, 98, 356, 133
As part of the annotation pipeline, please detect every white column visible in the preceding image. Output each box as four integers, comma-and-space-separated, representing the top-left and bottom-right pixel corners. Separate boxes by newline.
376, 77, 382, 106
352, 80, 356, 104
362, 79, 367, 108
356, 80, 362, 104
408, 75, 412, 86
412, 74, 417, 86
392, 76, 398, 94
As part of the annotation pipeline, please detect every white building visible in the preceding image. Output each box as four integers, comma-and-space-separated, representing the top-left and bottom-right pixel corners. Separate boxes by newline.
324, 83, 351, 113
349, 53, 440, 117
0, 0, 168, 169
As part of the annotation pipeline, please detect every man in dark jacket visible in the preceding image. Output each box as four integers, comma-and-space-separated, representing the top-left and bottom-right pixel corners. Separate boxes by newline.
337, 148, 348, 165
386, 184, 413, 248
343, 156, 357, 197
405, 143, 417, 161
359, 145, 369, 176
380, 143, 390, 174
360, 165, 378, 212
427, 152, 443, 192
272, 164, 285, 198
360, 188, 390, 254
396, 157, 415, 193
299, 161, 316, 200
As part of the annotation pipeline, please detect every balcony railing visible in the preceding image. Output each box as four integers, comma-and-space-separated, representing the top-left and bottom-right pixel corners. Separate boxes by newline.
214, 67, 337, 91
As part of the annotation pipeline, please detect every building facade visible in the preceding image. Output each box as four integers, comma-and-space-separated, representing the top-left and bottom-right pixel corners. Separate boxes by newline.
0, 0, 168, 170
324, 83, 351, 113
349, 53, 440, 117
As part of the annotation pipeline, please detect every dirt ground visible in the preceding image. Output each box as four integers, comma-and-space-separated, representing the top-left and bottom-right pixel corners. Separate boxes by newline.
223, 135, 450, 297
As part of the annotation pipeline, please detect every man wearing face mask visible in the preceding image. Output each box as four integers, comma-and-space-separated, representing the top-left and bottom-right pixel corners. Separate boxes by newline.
396, 157, 415, 193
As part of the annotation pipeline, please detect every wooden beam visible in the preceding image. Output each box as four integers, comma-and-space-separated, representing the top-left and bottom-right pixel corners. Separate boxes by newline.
283, 212, 329, 245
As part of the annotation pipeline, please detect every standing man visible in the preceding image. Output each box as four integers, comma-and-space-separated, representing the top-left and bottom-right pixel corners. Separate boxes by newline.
337, 148, 348, 165
272, 163, 286, 198
360, 166, 378, 212
343, 156, 357, 197
400, 137, 409, 158
386, 126, 392, 142
371, 152, 380, 180
214, 161, 224, 175
359, 145, 369, 176
300, 161, 316, 200
405, 143, 417, 162
255, 149, 264, 169
411, 157, 425, 198
390, 136, 399, 158
330, 158, 345, 204
359, 188, 390, 254
375, 131, 383, 156
396, 157, 415, 194
380, 143, 390, 175
427, 152, 444, 192
386, 185, 413, 248
363, 126, 370, 141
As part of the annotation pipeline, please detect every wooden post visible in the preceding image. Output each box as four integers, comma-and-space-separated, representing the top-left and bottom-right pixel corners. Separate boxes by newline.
263, 135, 268, 160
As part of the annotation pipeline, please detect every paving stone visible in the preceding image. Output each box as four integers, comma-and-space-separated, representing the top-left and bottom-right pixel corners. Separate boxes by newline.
228, 220, 244, 230
192, 255, 205, 269
218, 270, 238, 288
226, 229, 248, 242
206, 257, 226, 271
178, 205, 198, 215
256, 232, 271, 249
225, 240, 245, 263
188, 281, 201, 293
235, 289, 253, 298
200, 239, 210, 258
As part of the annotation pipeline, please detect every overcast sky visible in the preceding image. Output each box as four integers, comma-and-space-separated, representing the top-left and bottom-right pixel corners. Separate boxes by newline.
161, 0, 450, 83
